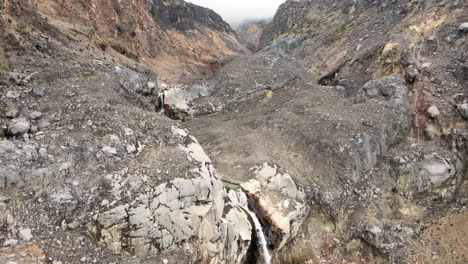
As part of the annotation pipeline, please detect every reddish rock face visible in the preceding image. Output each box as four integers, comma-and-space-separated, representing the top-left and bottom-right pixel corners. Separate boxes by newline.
6, 0, 246, 81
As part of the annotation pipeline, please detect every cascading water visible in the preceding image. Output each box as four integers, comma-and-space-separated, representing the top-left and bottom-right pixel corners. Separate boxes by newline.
234, 189, 272, 264
157, 92, 165, 113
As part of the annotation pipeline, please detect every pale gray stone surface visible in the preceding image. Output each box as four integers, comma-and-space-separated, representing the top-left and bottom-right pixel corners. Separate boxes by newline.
8, 118, 30, 135
19, 228, 33, 241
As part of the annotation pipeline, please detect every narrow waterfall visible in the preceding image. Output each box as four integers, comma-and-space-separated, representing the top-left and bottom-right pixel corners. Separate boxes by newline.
235, 190, 272, 264
157, 92, 165, 113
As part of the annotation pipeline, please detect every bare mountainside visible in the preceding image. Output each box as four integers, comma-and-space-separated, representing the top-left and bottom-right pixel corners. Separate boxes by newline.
0, 0, 467, 264
7, 0, 246, 82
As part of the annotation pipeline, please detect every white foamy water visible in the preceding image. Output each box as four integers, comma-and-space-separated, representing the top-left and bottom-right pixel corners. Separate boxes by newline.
157, 92, 165, 113
235, 190, 272, 264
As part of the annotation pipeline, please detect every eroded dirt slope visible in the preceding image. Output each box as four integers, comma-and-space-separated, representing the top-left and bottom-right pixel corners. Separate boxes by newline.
4, 0, 247, 82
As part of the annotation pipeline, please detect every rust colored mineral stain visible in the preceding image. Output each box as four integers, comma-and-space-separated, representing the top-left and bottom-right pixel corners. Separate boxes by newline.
244, 190, 283, 250
414, 77, 428, 139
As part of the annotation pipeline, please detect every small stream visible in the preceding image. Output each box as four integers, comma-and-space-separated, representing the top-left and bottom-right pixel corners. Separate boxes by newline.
157, 92, 165, 113
234, 189, 272, 264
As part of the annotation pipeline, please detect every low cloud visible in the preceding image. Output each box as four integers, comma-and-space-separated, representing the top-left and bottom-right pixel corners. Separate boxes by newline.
233, 18, 271, 30
188, 0, 285, 27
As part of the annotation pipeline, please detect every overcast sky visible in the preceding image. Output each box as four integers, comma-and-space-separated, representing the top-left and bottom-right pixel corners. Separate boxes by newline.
188, 0, 286, 27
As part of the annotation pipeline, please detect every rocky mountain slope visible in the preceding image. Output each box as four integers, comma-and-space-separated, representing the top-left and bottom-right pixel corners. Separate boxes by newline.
14, 0, 246, 82
259, 0, 313, 48
0, 1, 250, 263
0, 0, 467, 264
166, 0, 468, 263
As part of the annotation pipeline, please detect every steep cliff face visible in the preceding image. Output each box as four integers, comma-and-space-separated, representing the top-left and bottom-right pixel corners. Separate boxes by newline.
150, 0, 234, 33
260, 0, 467, 148
259, 0, 313, 48
16, 0, 247, 81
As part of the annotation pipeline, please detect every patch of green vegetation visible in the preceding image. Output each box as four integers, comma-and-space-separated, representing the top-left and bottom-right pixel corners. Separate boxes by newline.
0, 129, 6, 138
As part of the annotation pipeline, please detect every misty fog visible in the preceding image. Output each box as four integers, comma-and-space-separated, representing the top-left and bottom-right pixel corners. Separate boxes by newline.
188, 0, 285, 27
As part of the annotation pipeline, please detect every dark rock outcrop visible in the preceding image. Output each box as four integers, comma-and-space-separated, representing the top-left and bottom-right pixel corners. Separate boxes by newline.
259, 0, 313, 48
148, 0, 235, 33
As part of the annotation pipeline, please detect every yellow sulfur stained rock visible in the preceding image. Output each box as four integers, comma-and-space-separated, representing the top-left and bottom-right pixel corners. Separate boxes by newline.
382, 43, 401, 66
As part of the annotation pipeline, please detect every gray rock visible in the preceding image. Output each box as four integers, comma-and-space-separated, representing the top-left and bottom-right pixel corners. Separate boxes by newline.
394, 148, 461, 198
64, 89, 75, 97
128, 206, 152, 226
0, 169, 21, 189
23, 145, 38, 160
30, 125, 38, 134
173, 178, 196, 198
124, 128, 134, 136
18, 228, 33, 241
5, 109, 19, 119
459, 22, 468, 33
427, 106, 440, 118
114, 66, 158, 96
39, 148, 48, 158
164, 87, 197, 119
131, 237, 151, 257
99, 205, 128, 228
3, 239, 18, 247
0, 195, 10, 202
0, 140, 20, 157
50, 187, 76, 205
38, 121, 51, 130
405, 65, 419, 83
35, 34, 49, 52
423, 160, 453, 187
67, 221, 79, 230
356, 74, 409, 110
8, 72, 22, 85
109, 135, 122, 149
29, 111, 43, 120
95, 129, 253, 261
420, 63, 432, 72
336, 79, 359, 97
126, 144, 137, 154
32, 86, 47, 97
142, 83, 158, 96
457, 104, 468, 118
6, 91, 20, 99
102, 146, 118, 156
8, 118, 30, 136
